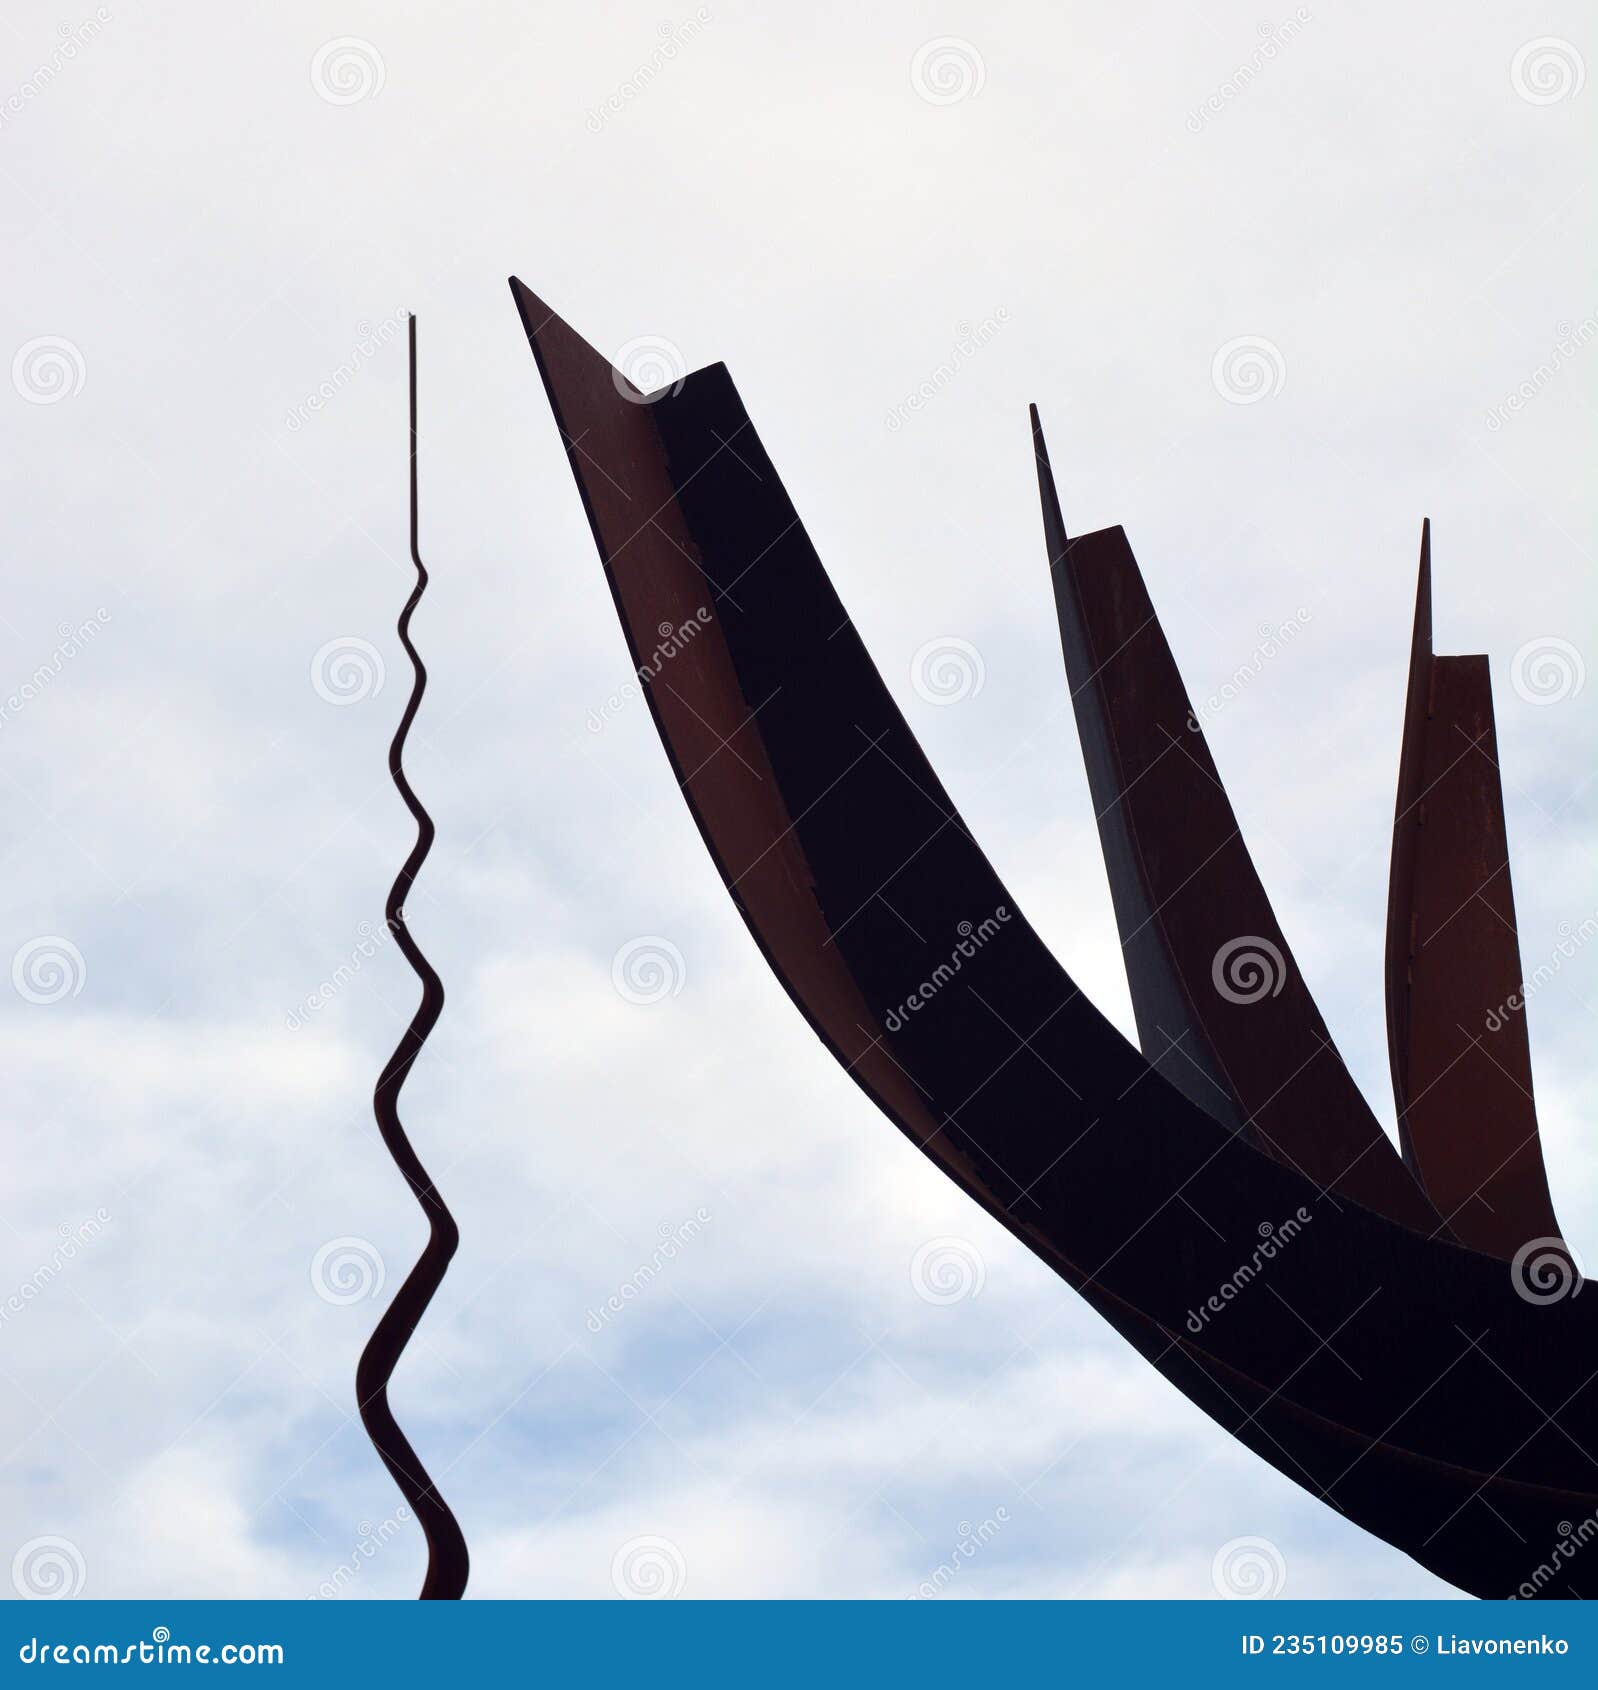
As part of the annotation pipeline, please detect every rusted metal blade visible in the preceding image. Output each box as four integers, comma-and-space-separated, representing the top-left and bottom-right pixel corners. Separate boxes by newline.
1032, 408, 1442, 1236
511, 280, 1597, 1599
1385, 523, 1567, 1261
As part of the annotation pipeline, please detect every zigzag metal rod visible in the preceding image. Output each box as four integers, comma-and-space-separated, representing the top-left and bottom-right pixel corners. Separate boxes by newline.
353, 314, 469, 1600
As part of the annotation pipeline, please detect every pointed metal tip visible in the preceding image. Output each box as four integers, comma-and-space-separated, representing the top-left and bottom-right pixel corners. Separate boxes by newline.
1029, 403, 1049, 459
1029, 406, 1067, 556
1408, 517, 1434, 667
507, 276, 561, 334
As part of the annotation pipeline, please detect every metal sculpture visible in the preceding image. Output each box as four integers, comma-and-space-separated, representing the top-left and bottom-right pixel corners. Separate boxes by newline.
357, 316, 469, 1600
510, 278, 1588, 1600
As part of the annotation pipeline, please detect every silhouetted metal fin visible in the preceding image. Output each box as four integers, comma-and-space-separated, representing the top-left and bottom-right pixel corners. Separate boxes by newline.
1385, 522, 1567, 1261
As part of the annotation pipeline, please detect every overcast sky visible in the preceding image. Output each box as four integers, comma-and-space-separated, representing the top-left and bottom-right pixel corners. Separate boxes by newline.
1, 0, 1593, 1601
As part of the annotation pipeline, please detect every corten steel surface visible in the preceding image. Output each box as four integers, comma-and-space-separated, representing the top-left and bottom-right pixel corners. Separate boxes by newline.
1385, 525, 1565, 1260
511, 278, 1593, 1598
1033, 410, 1443, 1236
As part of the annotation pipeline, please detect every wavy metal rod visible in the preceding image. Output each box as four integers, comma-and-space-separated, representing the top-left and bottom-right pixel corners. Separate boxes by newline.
353, 314, 469, 1600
